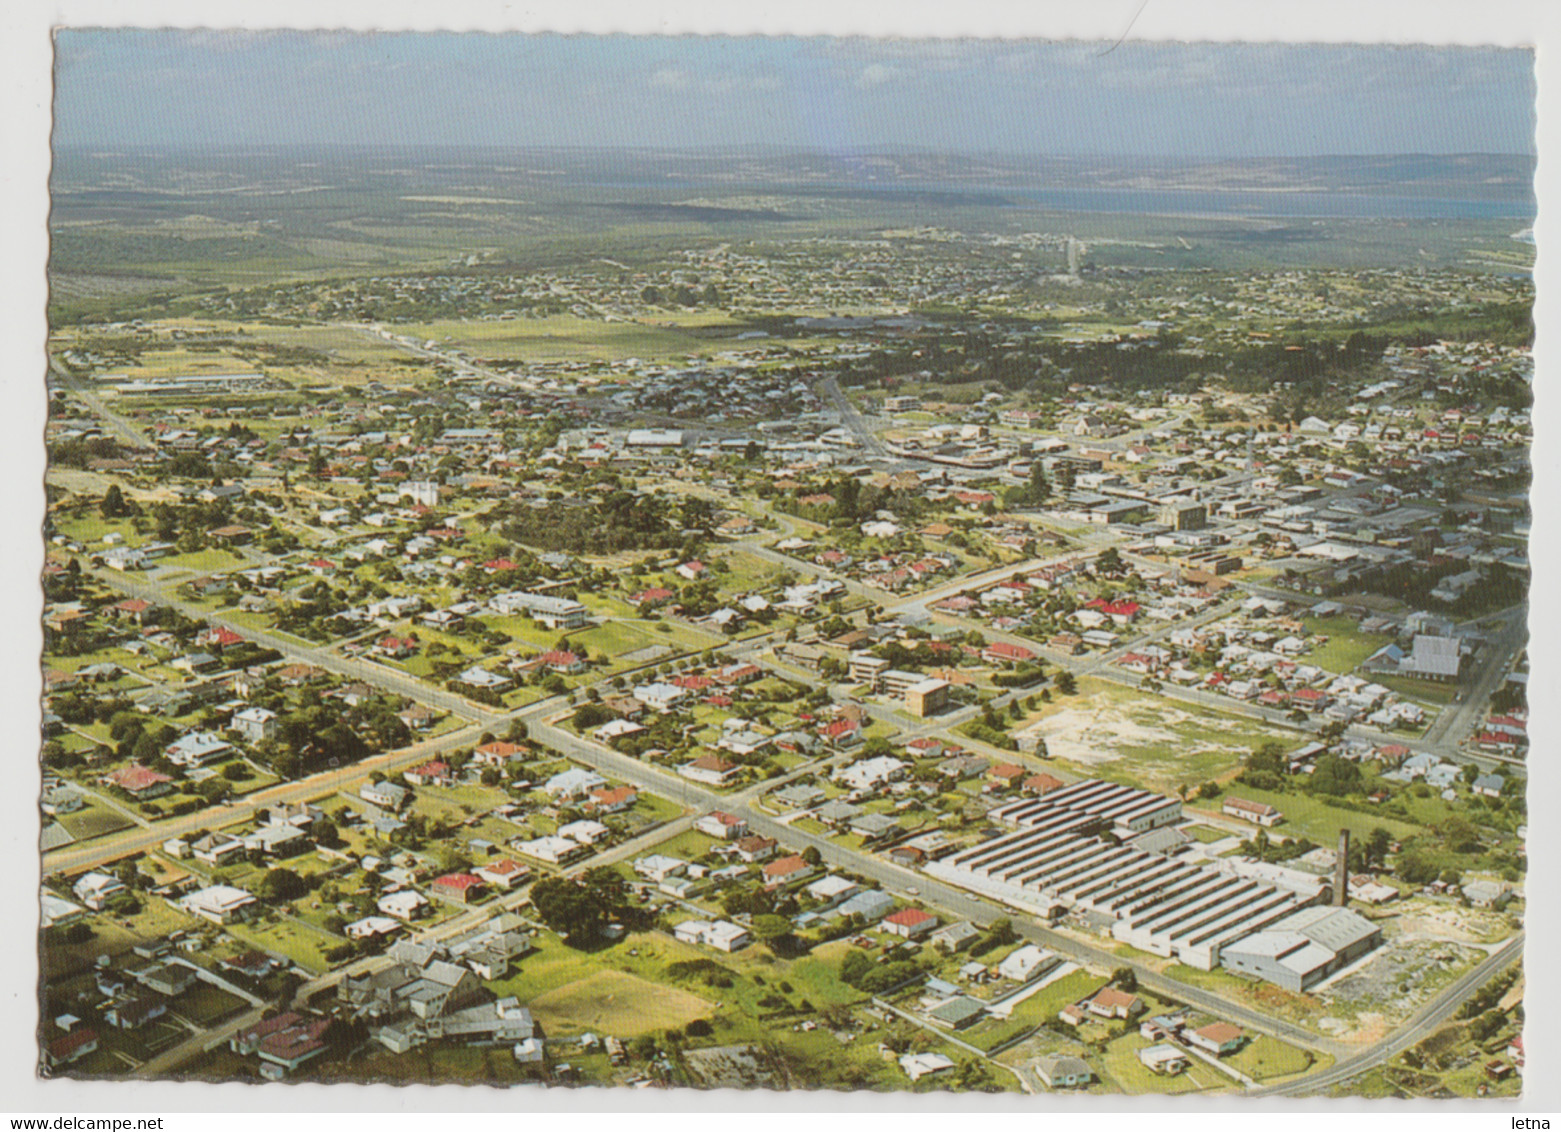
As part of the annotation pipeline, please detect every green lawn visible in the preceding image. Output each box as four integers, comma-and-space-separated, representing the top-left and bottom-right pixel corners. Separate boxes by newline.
55, 800, 135, 841
223, 918, 337, 974
1190, 784, 1422, 845
1227, 1033, 1317, 1081
174, 982, 250, 1026
962, 968, 1103, 1052
1100, 1032, 1230, 1095
161, 548, 245, 573
1185, 824, 1231, 844
1302, 616, 1388, 674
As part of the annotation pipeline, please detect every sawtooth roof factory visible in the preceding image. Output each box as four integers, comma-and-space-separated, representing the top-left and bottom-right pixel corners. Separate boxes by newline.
925, 778, 1380, 983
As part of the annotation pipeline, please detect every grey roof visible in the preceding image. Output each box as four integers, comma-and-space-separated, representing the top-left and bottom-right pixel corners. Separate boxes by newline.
1035, 1054, 1092, 1079
833, 889, 896, 921
928, 996, 987, 1026
817, 800, 861, 822
1406, 634, 1461, 678
932, 921, 980, 943
849, 813, 900, 835
1130, 827, 1191, 855
1286, 905, 1380, 952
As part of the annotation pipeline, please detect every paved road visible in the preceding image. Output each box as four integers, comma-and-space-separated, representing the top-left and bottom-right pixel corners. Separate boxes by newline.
48, 354, 156, 451
48, 429, 1527, 1091
93, 568, 501, 725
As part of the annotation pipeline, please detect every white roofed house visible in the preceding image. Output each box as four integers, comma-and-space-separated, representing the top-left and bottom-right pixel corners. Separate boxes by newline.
232, 705, 279, 745
72, 872, 127, 912
632, 682, 688, 713
180, 884, 258, 924
346, 916, 403, 941
694, 811, 749, 840
672, 919, 752, 952
1222, 797, 1283, 827
164, 730, 233, 768
544, 767, 607, 799
835, 755, 908, 793
377, 889, 431, 921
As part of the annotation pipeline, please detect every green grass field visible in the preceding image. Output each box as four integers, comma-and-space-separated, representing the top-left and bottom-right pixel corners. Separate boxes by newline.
1302, 616, 1389, 674
1189, 783, 1421, 845
398, 313, 749, 363
1227, 1033, 1316, 1081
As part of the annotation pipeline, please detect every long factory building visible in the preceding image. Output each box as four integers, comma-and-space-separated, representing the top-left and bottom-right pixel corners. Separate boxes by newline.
926, 779, 1319, 971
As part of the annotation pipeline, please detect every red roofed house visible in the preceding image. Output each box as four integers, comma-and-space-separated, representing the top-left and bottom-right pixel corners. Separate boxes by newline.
734, 835, 777, 863
988, 763, 1027, 787
680, 754, 740, 786
881, 908, 939, 939
675, 560, 708, 581
1085, 599, 1142, 626
533, 649, 587, 674
1086, 986, 1144, 1020
982, 641, 1035, 666
585, 785, 638, 814
375, 636, 418, 659
430, 873, 487, 904
694, 811, 749, 840
715, 663, 762, 686
230, 1012, 333, 1078
45, 1026, 99, 1068
113, 598, 154, 624
1186, 1022, 1246, 1056
1024, 773, 1065, 795
404, 760, 452, 787
822, 718, 864, 749
103, 763, 173, 799
203, 625, 246, 651
473, 858, 531, 891
761, 854, 814, 886
1290, 687, 1332, 710
474, 740, 525, 766
631, 587, 675, 607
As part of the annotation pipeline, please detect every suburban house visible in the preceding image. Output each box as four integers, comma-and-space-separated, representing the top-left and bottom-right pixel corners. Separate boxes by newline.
761, 855, 814, 887
473, 859, 531, 891
229, 1011, 336, 1079
361, 781, 410, 810
377, 890, 431, 921
694, 811, 749, 840
232, 706, 279, 744
179, 884, 258, 924
1034, 1053, 1094, 1089
429, 873, 487, 905
881, 908, 939, 939
1222, 797, 1283, 827
72, 872, 127, 912
679, 754, 740, 787
1186, 1022, 1246, 1056
672, 919, 752, 952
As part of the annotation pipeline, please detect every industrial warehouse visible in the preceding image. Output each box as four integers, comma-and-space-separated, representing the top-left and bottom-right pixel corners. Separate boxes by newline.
925, 779, 1381, 983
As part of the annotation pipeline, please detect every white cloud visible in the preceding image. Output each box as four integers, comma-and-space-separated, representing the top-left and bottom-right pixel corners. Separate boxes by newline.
649, 66, 689, 89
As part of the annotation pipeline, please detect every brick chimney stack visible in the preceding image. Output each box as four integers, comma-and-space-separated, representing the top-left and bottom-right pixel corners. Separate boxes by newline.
1335, 828, 1350, 907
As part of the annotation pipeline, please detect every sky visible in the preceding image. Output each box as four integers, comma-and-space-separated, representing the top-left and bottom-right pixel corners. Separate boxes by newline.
52, 32, 1536, 156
